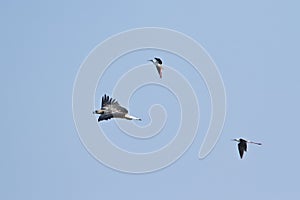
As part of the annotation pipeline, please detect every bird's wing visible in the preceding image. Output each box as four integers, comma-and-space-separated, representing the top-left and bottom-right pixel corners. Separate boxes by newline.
110, 104, 128, 114
154, 57, 162, 64
101, 94, 120, 109
99, 94, 130, 119
156, 66, 162, 78
238, 143, 246, 159
109, 105, 128, 119
98, 113, 114, 121
97, 106, 128, 121
101, 94, 109, 108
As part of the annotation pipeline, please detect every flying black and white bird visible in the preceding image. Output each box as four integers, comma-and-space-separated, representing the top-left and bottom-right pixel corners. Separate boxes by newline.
232, 138, 262, 159
148, 57, 163, 78
93, 94, 141, 122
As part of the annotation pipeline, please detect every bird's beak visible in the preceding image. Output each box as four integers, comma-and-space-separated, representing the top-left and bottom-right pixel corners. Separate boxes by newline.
148, 59, 153, 62
93, 109, 103, 114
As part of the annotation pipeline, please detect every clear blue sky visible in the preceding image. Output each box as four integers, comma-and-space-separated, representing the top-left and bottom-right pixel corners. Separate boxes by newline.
1, 1, 300, 199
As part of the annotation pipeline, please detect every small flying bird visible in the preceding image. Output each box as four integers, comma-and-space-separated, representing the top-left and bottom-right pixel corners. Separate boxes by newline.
232, 138, 262, 159
148, 57, 164, 78
93, 94, 141, 122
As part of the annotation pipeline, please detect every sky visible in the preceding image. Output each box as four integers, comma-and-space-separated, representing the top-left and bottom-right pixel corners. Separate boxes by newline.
1, 0, 300, 199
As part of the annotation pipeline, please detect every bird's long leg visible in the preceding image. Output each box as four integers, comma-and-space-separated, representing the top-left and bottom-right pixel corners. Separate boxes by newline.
249, 141, 262, 145
125, 114, 141, 121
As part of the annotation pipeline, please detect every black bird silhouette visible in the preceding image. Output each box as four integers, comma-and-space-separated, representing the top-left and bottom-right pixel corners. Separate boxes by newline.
232, 138, 262, 159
